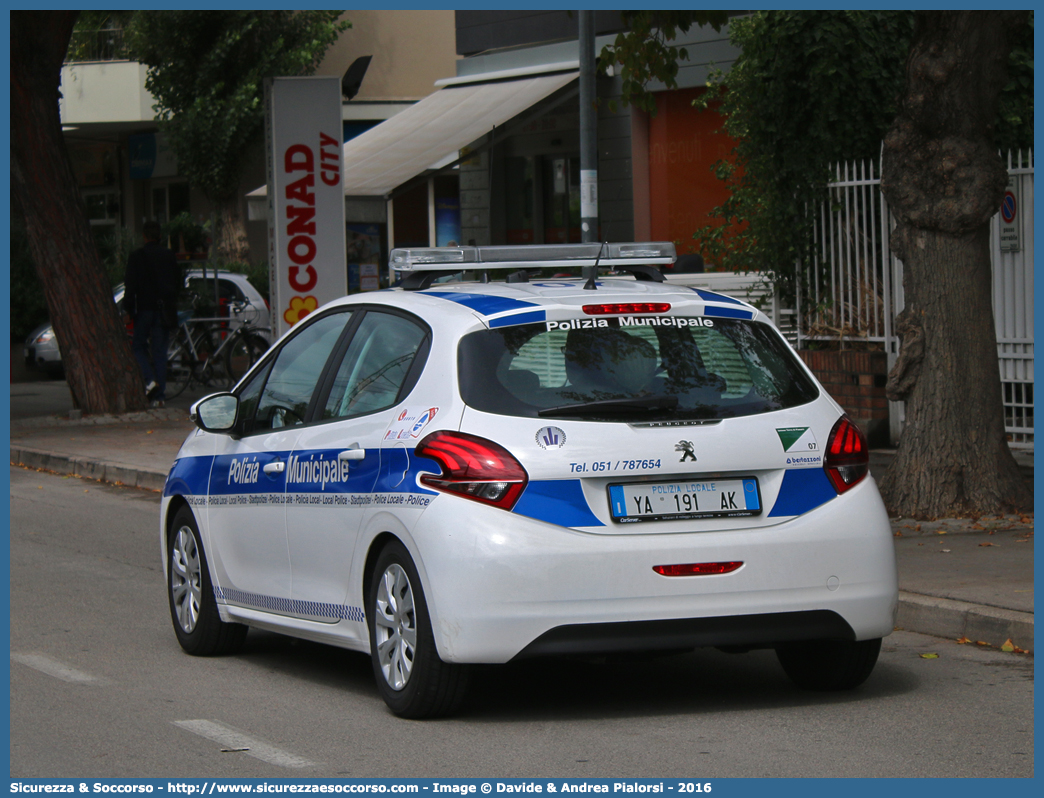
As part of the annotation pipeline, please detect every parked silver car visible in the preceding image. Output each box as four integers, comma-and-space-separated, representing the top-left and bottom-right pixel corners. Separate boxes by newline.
23, 270, 270, 376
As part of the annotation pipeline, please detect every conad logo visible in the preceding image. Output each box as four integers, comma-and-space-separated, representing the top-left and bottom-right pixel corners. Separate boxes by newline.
284, 296, 318, 326
280, 132, 340, 327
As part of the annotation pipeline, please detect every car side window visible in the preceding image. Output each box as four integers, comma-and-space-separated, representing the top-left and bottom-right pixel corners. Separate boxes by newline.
245, 312, 351, 433
218, 279, 247, 303
323, 312, 427, 420
235, 358, 274, 437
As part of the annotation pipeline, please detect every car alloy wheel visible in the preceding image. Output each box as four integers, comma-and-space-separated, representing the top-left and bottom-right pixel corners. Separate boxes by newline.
170, 524, 203, 634
166, 505, 247, 656
367, 540, 470, 717
373, 563, 417, 691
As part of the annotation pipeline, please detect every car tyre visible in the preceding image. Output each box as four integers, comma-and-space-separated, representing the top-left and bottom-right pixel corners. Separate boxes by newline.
775, 637, 881, 691
367, 540, 470, 718
167, 505, 247, 656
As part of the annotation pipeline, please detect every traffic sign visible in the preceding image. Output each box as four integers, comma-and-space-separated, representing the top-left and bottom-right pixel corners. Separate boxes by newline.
999, 177, 1020, 252
1001, 191, 1016, 224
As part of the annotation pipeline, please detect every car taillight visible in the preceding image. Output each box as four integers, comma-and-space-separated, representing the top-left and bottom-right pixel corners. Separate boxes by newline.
416, 431, 529, 510
824, 415, 869, 493
583, 303, 671, 315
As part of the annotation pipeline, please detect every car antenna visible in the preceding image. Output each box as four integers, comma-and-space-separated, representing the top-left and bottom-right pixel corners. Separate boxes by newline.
583, 241, 607, 290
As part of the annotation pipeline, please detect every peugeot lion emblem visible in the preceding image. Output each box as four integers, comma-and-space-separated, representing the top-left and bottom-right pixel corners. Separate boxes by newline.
675, 440, 697, 462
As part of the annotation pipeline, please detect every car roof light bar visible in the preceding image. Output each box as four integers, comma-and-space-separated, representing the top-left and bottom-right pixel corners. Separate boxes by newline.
390, 242, 676, 272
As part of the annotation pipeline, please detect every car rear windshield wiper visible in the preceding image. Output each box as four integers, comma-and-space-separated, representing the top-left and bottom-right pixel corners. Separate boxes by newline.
538, 395, 679, 417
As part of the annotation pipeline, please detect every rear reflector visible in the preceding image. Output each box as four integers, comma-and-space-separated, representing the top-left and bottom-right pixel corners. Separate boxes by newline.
653, 562, 743, 577
583, 303, 671, 315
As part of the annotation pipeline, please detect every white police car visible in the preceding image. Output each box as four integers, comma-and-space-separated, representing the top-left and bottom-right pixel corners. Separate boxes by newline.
161, 242, 897, 718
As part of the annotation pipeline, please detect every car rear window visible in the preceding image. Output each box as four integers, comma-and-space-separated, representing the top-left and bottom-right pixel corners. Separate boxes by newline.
458, 317, 818, 421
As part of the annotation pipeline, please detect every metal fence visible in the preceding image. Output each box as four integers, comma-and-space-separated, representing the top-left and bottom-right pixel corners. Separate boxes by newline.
796, 150, 1034, 447
65, 27, 129, 63
992, 151, 1035, 445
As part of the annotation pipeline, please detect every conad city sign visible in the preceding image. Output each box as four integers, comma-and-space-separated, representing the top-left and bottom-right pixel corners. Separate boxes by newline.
264, 77, 347, 337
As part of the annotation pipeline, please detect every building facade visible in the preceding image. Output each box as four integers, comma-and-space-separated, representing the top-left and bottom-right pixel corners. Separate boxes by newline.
59, 11, 458, 265
61, 11, 741, 288
323, 10, 741, 284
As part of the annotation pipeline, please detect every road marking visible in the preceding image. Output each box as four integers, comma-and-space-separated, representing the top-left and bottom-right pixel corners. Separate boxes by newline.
10, 652, 103, 684
173, 720, 319, 769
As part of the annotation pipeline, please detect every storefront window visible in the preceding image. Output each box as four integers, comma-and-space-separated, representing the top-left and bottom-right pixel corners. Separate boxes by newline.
543, 156, 581, 243
505, 156, 535, 244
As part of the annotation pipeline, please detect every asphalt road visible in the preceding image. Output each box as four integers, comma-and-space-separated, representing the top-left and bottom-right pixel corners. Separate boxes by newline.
9, 466, 1034, 779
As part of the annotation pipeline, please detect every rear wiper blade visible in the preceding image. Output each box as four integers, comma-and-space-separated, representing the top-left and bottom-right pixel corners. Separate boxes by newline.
538, 396, 679, 417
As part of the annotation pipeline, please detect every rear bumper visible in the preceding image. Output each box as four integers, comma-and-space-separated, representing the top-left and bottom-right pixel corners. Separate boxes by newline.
513, 609, 854, 659
407, 477, 898, 664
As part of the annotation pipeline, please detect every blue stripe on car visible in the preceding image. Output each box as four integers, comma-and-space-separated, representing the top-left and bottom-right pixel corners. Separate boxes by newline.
513, 479, 605, 527
168, 448, 606, 535
703, 305, 755, 320
692, 289, 747, 306
374, 446, 439, 495
489, 309, 547, 328
164, 455, 214, 497
767, 468, 836, 517
166, 448, 439, 500
422, 291, 539, 316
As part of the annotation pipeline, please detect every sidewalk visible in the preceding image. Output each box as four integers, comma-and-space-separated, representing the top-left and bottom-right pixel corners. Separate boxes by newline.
9, 381, 1034, 654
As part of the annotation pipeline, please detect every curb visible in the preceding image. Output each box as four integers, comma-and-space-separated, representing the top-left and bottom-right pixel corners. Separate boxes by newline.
11, 446, 167, 492
897, 590, 1034, 653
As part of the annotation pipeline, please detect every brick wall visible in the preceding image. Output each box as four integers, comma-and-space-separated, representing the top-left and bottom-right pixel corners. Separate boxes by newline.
798, 350, 890, 448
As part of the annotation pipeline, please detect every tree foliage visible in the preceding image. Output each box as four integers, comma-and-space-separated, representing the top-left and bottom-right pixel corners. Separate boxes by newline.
606, 10, 1031, 282
598, 11, 728, 114
127, 11, 349, 203
66, 11, 133, 62
995, 12, 1034, 154
693, 11, 1030, 278
691, 12, 915, 278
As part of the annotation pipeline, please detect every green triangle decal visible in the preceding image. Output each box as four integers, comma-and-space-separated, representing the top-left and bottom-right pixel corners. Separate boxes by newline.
776, 427, 809, 451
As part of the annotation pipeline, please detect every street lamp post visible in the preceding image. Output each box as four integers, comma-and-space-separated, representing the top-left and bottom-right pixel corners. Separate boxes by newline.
579, 9, 598, 246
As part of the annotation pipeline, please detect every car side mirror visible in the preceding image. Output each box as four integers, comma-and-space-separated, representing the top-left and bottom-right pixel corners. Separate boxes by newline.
191, 393, 239, 434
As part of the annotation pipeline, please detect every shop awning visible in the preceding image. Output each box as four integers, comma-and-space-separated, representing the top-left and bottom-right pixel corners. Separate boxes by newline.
249, 66, 578, 200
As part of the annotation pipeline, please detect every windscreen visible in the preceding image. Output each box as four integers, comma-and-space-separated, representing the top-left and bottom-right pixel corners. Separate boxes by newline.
458, 316, 818, 422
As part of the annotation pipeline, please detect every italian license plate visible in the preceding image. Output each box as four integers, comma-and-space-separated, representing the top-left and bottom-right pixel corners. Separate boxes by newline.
608, 477, 761, 523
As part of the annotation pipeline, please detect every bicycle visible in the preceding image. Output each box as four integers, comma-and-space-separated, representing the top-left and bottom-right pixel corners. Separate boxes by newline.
165, 300, 271, 399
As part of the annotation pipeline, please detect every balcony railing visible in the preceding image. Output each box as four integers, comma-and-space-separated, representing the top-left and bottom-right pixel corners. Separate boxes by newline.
65, 27, 129, 63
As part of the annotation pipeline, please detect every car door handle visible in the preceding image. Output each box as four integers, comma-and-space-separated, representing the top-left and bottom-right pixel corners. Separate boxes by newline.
263, 461, 285, 474
338, 447, 366, 461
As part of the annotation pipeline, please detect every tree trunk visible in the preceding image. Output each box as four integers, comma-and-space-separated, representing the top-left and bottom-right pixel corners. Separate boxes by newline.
879, 11, 1031, 518
214, 195, 250, 263
11, 11, 146, 415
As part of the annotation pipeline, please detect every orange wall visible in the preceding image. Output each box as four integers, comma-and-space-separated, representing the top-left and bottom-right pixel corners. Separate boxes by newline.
648, 87, 737, 255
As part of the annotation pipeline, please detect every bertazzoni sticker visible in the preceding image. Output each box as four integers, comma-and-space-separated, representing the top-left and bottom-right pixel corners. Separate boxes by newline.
776, 426, 822, 468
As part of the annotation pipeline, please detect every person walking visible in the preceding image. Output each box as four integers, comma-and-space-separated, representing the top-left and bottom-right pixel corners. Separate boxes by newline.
125, 220, 180, 407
